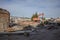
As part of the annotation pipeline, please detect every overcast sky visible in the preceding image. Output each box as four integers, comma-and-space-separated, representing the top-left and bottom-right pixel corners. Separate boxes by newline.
0, 0, 60, 18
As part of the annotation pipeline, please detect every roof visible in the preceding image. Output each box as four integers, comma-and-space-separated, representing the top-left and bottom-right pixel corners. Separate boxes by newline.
0, 8, 10, 14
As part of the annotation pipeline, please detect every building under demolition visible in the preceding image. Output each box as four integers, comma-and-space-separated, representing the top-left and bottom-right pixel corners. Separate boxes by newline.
0, 8, 10, 32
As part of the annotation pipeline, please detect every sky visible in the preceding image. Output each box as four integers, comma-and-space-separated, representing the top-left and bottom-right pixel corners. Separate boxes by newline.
0, 0, 60, 18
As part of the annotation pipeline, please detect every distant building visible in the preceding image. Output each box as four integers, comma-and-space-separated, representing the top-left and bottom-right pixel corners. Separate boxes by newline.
10, 16, 31, 23
0, 8, 10, 32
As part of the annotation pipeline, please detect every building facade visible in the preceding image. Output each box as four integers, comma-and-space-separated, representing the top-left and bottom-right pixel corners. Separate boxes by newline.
0, 8, 10, 32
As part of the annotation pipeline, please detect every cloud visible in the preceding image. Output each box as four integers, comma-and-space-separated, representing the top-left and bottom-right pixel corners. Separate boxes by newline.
0, 0, 60, 18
